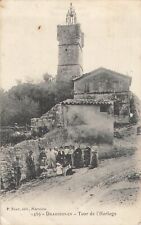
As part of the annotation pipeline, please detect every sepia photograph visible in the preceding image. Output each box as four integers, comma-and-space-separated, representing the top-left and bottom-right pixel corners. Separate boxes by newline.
0, 1, 141, 225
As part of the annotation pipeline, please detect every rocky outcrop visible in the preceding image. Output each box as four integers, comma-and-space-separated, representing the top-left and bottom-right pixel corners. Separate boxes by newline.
31, 103, 63, 135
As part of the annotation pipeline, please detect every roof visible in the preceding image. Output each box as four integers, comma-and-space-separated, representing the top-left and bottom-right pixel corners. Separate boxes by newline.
73, 67, 132, 84
62, 99, 113, 105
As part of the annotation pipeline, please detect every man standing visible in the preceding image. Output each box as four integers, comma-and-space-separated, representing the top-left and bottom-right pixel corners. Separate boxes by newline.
26, 150, 36, 181
84, 146, 91, 167
64, 146, 72, 166
73, 146, 82, 168
56, 147, 65, 166
38, 148, 47, 176
13, 156, 21, 188
89, 144, 99, 169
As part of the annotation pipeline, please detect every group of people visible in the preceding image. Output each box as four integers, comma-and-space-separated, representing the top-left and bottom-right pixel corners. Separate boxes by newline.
38, 144, 99, 176
3, 144, 99, 191
37, 145, 75, 178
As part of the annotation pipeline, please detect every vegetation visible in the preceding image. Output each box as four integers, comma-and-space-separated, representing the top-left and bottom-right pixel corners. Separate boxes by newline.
0, 73, 140, 127
0, 74, 73, 126
130, 94, 141, 124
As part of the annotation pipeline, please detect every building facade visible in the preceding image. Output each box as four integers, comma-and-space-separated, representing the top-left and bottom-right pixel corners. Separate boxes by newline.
73, 67, 132, 124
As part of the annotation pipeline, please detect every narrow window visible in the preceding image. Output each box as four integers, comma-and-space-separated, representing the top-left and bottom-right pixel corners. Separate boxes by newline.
114, 102, 120, 116
84, 83, 89, 93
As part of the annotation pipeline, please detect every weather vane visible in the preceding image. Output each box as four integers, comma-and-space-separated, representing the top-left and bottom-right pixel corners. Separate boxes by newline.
66, 3, 77, 25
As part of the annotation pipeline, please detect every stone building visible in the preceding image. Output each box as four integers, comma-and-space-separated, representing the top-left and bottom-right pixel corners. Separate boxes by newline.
31, 3, 132, 143
73, 67, 132, 124
57, 4, 132, 142
0, 3, 135, 191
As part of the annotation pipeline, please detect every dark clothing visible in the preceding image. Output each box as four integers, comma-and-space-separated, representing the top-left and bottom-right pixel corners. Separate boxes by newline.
56, 151, 65, 166
1, 178, 4, 190
15, 166, 21, 187
8, 172, 16, 190
84, 147, 91, 167
38, 151, 47, 176
89, 152, 98, 169
13, 160, 21, 188
66, 167, 75, 176
73, 148, 82, 168
65, 154, 72, 166
26, 155, 36, 180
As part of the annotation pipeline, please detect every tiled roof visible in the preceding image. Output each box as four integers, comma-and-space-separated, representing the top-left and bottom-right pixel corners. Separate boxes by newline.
73, 67, 132, 84
62, 99, 113, 105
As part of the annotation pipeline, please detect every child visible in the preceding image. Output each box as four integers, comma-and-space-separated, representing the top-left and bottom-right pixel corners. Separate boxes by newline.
56, 162, 63, 176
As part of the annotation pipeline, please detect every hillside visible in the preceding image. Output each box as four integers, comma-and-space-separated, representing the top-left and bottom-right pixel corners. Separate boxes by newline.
1, 133, 141, 225
1, 101, 141, 225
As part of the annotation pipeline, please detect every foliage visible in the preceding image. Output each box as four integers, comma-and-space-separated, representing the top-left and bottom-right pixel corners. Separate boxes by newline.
0, 74, 73, 126
1, 73, 140, 127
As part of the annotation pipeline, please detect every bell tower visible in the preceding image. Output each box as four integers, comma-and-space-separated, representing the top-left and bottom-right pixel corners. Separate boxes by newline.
57, 3, 84, 84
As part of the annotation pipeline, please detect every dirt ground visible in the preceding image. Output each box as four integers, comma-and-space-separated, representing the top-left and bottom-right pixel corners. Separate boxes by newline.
1, 133, 141, 225
1, 150, 141, 225
1, 154, 140, 206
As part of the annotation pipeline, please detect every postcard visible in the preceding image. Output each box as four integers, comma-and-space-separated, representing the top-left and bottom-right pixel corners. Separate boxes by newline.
0, 1, 141, 225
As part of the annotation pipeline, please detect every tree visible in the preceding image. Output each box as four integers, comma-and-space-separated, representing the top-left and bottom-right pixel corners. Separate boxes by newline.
0, 72, 74, 126
43, 73, 52, 83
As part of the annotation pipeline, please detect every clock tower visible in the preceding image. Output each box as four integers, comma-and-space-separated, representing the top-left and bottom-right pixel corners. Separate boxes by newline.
56, 3, 84, 85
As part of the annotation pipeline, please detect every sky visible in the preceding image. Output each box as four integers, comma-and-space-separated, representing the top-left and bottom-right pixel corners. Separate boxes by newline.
0, 0, 141, 98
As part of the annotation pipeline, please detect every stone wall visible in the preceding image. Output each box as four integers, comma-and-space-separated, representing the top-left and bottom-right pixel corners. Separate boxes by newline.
58, 44, 82, 66
31, 103, 63, 134
74, 72, 131, 94
0, 140, 39, 190
57, 24, 84, 47
57, 64, 83, 82
0, 123, 114, 191
0, 127, 71, 190
0, 134, 52, 190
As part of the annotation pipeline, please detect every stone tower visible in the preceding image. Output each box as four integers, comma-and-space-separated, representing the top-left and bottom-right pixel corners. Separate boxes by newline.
57, 3, 84, 84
